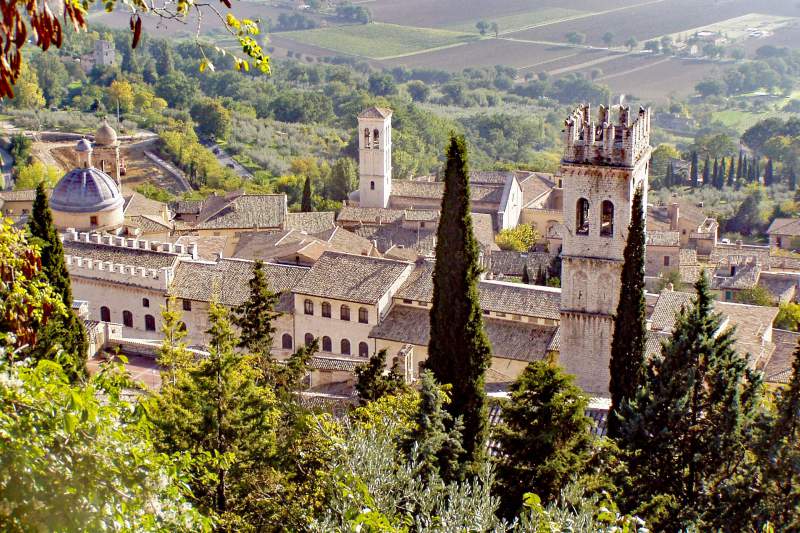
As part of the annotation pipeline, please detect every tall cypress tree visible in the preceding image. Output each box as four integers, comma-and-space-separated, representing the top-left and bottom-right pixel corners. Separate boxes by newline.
427, 134, 492, 473
764, 158, 774, 187
300, 175, 313, 212
712, 158, 719, 189
736, 151, 743, 182
608, 185, 647, 438
690, 151, 699, 187
27, 181, 87, 379
701, 155, 710, 186
727, 156, 735, 187
619, 275, 762, 530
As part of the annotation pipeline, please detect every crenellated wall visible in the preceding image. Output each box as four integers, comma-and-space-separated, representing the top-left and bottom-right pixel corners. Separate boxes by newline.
563, 104, 651, 168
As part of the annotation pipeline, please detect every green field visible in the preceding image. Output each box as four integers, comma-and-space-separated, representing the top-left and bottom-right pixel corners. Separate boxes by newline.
445, 8, 585, 34
282, 23, 477, 59
711, 109, 781, 133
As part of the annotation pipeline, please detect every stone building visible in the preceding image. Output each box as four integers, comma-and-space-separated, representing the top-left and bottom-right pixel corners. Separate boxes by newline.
767, 218, 800, 250
557, 104, 652, 394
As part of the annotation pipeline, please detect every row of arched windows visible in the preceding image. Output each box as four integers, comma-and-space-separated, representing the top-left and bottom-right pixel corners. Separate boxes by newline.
281, 333, 369, 357
576, 198, 614, 237
363, 128, 380, 149
305, 300, 369, 323
101, 306, 156, 331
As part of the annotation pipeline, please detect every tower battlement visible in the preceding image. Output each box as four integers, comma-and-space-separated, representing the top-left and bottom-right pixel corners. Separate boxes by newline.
563, 104, 651, 168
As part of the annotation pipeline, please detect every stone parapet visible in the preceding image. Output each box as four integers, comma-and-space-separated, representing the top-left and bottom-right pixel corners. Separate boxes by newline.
563, 104, 651, 168
61, 228, 198, 259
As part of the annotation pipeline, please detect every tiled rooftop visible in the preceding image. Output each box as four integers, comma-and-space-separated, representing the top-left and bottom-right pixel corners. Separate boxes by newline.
125, 215, 172, 234
763, 329, 800, 384
174, 235, 229, 261
0, 189, 39, 202
646, 230, 680, 247
767, 218, 800, 237
292, 251, 411, 304
64, 239, 178, 270
286, 211, 336, 234
195, 194, 286, 230
123, 193, 167, 217
337, 206, 404, 224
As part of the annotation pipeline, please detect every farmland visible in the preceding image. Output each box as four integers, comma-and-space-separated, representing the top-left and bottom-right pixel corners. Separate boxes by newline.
444, 8, 585, 34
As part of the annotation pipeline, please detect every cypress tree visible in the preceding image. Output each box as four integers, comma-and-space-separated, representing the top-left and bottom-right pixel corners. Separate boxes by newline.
493, 360, 592, 518
619, 275, 762, 530
608, 185, 647, 439
27, 181, 87, 379
754, 157, 761, 183
712, 158, 719, 188
300, 175, 313, 212
690, 151, 699, 187
665, 161, 674, 187
765, 158, 774, 187
354, 348, 405, 405
727, 156, 735, 187
736, 151, 743, 182
427, 134, 492, 473
521, 264, 531, 284
702, 155, 710, 186
234, 260, 280, 379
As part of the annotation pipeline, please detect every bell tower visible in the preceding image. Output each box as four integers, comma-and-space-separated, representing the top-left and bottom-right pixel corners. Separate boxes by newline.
357, 106, 392, 208
557, 104, 651, 395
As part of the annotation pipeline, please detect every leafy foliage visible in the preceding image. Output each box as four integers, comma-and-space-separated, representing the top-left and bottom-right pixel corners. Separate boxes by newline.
354, 349, 405, 405
495, 224, 539, 251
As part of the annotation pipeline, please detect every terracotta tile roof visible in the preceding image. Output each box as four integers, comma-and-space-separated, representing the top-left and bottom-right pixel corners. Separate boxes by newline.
337, 206, 404, 224
488, 250, 552, 277
758, 272, 798, 302
353, 224, 437, 254
763, 329, 800, 384
472, 212, 499, 251
125, 215, 172, 234
195, 194, 286, 230
169, 258, 307, 308
63, 239, 178, 270
518, 172, 555, 205
358, 106, 392, 119
308, 355, 364, 372
316, 227, 375, 256
403, 209, 439, 222
646, 230, 680, 247
369, 305, 556, 362
469, 171, 516, 185
123, 193, 167, 217
767, 218, 800, 237
394, 261, 435, 301
390, 180, 444, 200
285, 211, 336, 234
711, 255, 761, 290
292, 251, 411, 304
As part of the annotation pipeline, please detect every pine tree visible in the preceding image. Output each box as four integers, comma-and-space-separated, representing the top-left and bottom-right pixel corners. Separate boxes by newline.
151, 303, 279, 523
427, 134, 492, 473
701, 155, 710, 186
157, 297, 193, 387
521, 264, 531, 284
493, 361, 592, 518
690, 151, 699, 187
765, 158, 774, 187
608, 185, 647, 439
727, 156, 735, 187
234, 260, 280, 377
354, 349, 405, 404
301, 175, 313, 212
619, 275, 762, 530
27, 181, 87, 379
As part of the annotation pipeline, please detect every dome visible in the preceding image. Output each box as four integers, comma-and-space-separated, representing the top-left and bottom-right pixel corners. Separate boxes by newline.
76, 138, 92, 152
94, 119, 117, 146
50, 167, 124, 213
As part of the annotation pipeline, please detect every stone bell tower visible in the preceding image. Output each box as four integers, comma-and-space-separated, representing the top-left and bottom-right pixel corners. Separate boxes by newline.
557, 104, 651, 395
357, 106, 392, 208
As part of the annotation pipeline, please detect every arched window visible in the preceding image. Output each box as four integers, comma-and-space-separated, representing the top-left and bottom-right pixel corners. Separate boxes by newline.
322, 301, 331, 318
304, 333, 314, 347
100, 306, 110, 322
122, 310, 133, 328
340, 339, 351, 355
142, 298, 150, 308
576, 198, 590, 235
370, 181, 375, 190
363, 128, 371, 147
304, 299, 314, 315
373, 128, 380, 148
600, 200, 614, 237
282, 333, 293, 350
144, 314, 156, 331
322, 336, 332, 352
340, 305, 350, 321
359, 342, 369, 357
358, 307, 369, 324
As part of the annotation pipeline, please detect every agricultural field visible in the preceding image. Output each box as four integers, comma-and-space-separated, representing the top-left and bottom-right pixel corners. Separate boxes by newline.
444, 8, 585, 34
280, 23, 477, 59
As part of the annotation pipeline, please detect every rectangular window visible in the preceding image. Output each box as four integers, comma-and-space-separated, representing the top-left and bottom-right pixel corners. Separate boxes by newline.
725, 291, 733, 301
182, 299, 192, 311
90, 215, 98, 226
663, 256, 670, 267
403, 299, 413, 304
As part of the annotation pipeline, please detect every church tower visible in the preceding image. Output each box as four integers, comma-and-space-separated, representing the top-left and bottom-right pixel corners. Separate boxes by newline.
357, 106, 392, 208
557, 104, 651, 395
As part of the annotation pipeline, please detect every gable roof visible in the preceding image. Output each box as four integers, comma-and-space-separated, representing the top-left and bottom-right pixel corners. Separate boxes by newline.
286, 211, 336, 234
195, 194, 287, 230
123, 192, 167, 217
358, 106, 392, 119
63, 239, 178, 270
292, 251, 411, 304
767, 218, 800, 237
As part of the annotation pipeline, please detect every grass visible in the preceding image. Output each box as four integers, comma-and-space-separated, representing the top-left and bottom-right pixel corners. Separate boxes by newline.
711, 109, 781, 133
282, 22, 477, 59
445, 7, 585, 34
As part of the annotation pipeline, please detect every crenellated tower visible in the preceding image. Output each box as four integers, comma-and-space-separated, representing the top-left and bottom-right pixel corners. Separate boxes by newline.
558, 104, 651, 395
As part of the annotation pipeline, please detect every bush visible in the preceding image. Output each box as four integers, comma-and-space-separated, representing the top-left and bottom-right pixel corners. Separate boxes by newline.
495, 224, 539, 251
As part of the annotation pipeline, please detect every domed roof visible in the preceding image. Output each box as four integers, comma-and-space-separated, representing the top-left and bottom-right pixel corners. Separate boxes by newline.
50, 167, 124, 213
94, 119, 117, 146
76, 138, 92, 152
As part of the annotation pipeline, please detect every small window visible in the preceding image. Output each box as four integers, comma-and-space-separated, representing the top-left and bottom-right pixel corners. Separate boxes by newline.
403, 299, 413, 304
664, 256, 670, 267
183, 299, 192, 312
358, 307, 369, 324
322, 301, 331, 318
364, 128, 371, 146
600, 200, 614, 237
304, 333, 314, 347
282, 333, 293, 350
340, 305, 350, 321
373, 128, 380, 148
341, 339, 351, 355
142, 298, 150, 308
359, 342, 369, 357
122, 310, 133, 328
144, 314, 156, 331
370, 181, 375, 191
483, 309, 490, 315
576, 198, 590, 235
90, 215, 98, 226
420, 222, 425, 228
100, 306, 110, 322
322, 336, 332, 352
725, 291, 733, 301
304, 299, 314, 315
